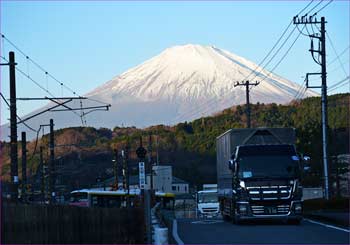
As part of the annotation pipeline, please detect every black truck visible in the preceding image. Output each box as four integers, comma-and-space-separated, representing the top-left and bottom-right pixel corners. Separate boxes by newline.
216, 128, 309, 224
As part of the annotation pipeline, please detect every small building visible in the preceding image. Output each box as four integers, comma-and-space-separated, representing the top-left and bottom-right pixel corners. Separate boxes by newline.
172, 177, 189, 194
147, 165, 173, 193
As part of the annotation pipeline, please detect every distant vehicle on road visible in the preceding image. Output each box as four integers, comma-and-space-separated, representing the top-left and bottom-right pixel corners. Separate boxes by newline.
69, 189, 174, 209
197, 184, 220, 218
216, 128, 310, 224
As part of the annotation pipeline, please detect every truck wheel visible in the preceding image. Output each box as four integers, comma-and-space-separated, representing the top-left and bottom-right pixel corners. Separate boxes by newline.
232, 213, 241, 225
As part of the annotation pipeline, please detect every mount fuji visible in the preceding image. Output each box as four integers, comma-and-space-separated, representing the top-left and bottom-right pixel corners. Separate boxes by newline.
1, 44, 318, 140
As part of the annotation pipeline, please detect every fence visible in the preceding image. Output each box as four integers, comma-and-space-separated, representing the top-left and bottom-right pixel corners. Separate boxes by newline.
2, 203, 145, 244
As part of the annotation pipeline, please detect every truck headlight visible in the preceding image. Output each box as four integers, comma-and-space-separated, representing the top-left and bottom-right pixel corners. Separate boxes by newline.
239, 181, 245, 188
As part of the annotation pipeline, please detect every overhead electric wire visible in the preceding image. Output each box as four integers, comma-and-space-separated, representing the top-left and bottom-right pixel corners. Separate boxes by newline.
293, 80, 307, 101
307, 0, 325, 14
326, 32, 348, 76
0, 92, 37, 132
1, 33, 110, 106
170, 0, 317, 124
328, 46, 350, 66
1, 33, 79, 97
1, 55, 55, 97
314, 0, 334, 14
328, 82, 349, 93
1, 55, 81, 119
328, 76, 350, 91
328, 60, 349, 74
256, 26, 305, 88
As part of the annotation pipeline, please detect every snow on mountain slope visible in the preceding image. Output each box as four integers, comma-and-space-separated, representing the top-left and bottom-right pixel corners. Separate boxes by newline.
1, 44, 318, 140
87, 44, 317, 122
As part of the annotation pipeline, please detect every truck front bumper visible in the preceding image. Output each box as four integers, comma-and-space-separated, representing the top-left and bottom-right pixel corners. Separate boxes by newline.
235, 200, 303, 222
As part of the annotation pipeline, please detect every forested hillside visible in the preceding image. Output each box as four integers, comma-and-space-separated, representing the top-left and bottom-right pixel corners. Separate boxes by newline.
1, 94, 348, 190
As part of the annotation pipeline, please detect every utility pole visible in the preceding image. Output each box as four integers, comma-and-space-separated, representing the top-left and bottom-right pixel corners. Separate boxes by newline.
9, 51, 18, 201
122, 150, 126, 190
124, 143, 130, 208
156, 135, 159, 165
113, 148, 119, 189
40, 146, 44, 203
294, 16, 329, 200
49, 119, 55, 204
147, 134, 153, 244
148, 134, 154, 192
136, 136, 151, 244
21, 132, 27, 202
234, 81, 259, 128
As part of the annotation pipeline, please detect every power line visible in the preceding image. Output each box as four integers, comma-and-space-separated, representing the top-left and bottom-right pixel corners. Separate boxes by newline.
1, 33, 110, 106
293, 80, 308, 101
328, 46, 350, 66
326, 32, 348, 76
257, 26, 305, 88
328, 76, 350, 91
1, 55, 87, 120
0, 92, 37, 132
1, 34, 111, 126
328, 60, 349, 74
1, 33, 79, 97
307, 0, 325, 14
315, 0, 334, 14
170, 1, 317, 124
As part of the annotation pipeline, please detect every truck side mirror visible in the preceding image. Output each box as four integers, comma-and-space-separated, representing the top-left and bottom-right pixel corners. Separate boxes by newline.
228, 159, 238, 173
303, 156, 311, 172
303, 156, 311, 163
228, 159, 234, 170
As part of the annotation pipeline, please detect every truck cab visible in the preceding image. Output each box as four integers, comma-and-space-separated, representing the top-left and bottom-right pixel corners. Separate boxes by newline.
197, 185, 220, 218
229, 144, 304, 223
217, 128, 309, 224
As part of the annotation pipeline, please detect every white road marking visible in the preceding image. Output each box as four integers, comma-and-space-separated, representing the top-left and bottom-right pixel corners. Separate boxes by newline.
172, 219, 184, 245
305, 218, 350, 233
191, 219, 224, 224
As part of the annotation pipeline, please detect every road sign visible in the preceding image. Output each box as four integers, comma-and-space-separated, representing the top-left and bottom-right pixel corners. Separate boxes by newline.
139, 162, 146, 189
136, 146, 147, 159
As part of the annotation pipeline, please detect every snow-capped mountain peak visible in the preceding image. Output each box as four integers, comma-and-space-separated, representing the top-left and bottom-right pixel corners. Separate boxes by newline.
1, 44, 318, 140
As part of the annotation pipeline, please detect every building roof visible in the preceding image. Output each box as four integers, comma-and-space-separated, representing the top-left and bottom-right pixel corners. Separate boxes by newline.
172, 176, 188, 184
96, 175, 140, 187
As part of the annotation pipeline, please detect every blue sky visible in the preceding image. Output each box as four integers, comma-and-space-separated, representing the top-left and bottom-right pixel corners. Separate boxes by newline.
1, 0, 349, 122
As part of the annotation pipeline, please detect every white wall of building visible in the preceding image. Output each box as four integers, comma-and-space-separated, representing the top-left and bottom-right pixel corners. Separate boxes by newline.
172, 183, 189, 194
145, 165, 172, 193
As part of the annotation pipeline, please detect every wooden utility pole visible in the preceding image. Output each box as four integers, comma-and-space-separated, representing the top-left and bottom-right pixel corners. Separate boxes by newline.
49, 119, 55, 203
21, 132, 27, 202
40, 146, 45, 203
8, 51, 19, 201
234, 80, 259, 128
113, 148, 119, 189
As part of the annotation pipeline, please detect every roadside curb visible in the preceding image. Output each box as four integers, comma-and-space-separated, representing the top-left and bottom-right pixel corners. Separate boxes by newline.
172, 219, 184, 245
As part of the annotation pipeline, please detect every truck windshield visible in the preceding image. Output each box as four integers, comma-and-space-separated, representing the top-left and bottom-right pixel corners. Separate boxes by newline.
237, 155, 299, 178
197, 192, 218, 203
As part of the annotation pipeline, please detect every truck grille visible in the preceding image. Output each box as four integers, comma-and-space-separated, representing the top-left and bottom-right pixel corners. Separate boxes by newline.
202, 208, 218, 213
251, 204, 290, 215
247, 185, 292, 200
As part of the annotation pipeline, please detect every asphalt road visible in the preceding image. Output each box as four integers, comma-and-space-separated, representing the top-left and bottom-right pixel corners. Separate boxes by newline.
175, 217, 350, 244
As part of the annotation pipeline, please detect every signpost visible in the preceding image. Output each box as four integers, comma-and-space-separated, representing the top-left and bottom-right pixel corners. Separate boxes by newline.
139, 162, 145, 190
136, 137, 151, 244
